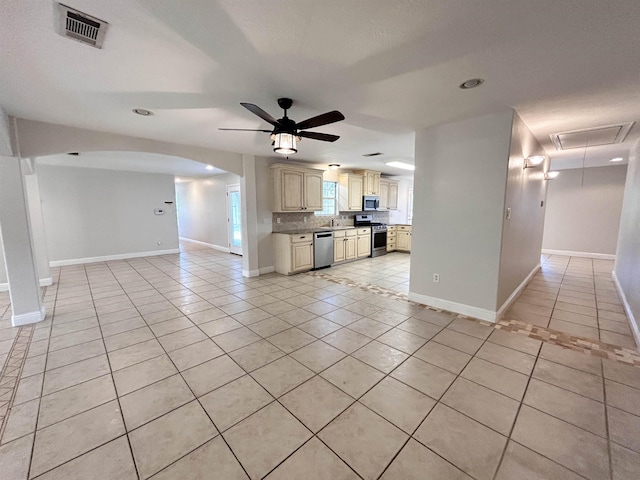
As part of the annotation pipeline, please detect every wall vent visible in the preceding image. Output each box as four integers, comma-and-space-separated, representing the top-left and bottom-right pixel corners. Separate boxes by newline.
550, 122, 634, 150
54, 3, 108, 48
362, 152, 383, 157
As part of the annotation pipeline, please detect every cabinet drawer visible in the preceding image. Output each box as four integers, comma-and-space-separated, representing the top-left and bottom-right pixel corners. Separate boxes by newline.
356, 228, 370, 235
333, 230, 346, 238
345, 229, 357, 237
290, 234, 313, 243
387, 243, 396, 250
387, 233, 397, 240
397, 225, 412, 231
387, 225, 396, 232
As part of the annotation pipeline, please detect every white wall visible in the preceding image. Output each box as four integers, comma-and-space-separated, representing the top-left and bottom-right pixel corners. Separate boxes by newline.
37, 164, 179, 263
388, 178, 414, 225
614, 140, 640, 346
497, 114, 547, 308
255, 156, 278, 270
410, 110, 514, 316
542, 165, 627, 256
176, 172, 241, 249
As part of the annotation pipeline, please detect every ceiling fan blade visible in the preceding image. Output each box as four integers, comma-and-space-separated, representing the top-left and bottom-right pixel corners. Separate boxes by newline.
240, 103, 281, 127
297, 131, 340, 142
219, 128, 273, 132
296, 110, 345, 130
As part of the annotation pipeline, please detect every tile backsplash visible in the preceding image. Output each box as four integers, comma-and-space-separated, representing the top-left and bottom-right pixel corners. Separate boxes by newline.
272, 211, 390, 232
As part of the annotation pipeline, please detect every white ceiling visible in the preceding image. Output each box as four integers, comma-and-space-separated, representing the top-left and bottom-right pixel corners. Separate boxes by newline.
2, 0, 639, 176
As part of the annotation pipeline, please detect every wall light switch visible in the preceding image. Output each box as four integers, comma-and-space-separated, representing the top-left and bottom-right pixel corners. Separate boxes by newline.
276, 217, 281, 224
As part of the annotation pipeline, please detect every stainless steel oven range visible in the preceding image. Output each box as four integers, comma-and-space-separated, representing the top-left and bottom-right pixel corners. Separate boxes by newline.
354, 214, 387, 257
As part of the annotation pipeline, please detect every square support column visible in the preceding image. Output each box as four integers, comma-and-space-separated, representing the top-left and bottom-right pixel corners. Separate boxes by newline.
0, 156, 45, 325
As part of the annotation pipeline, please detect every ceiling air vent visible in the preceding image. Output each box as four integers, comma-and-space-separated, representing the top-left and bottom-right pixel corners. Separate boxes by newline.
54, 3, 108, 48
550, 122, 634, 150
362, 152, 383, 157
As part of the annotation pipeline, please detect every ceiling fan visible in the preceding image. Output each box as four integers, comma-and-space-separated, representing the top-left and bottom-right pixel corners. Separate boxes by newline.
219, 98, 345, 155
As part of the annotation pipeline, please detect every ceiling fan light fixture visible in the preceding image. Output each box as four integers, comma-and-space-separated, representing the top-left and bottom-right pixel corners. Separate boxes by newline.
273, 132, 297, 155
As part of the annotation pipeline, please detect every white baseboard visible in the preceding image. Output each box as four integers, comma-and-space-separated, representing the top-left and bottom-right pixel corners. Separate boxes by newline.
0, 277, 53, 292
179, 237, 230, 253
612, 270, 640, 350
242, 269, 260, 278
259, 266, 275, 275
49, 249, 180, 267
542, 249, 615, 260
12, 305, 46, 326
496, 264, 541, 321
408, 292, 498, 323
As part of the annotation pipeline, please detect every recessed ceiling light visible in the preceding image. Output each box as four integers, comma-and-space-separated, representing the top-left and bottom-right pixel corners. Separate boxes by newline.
132, 108, 154, 116
610, 157, 624, 162
386, 161, 415, 171
328, 164, 340, 170
205, 165, 214, 170
459, 78, 484, 89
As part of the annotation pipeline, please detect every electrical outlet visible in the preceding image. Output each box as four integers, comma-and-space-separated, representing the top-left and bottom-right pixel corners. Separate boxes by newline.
157, 241, 162, 246
433, 274, 440, 283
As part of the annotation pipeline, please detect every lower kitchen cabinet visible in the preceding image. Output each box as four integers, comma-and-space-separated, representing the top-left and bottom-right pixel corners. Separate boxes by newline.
396, 226, 412, 252
334, 230, 357, 263
356, 228, 371, 258
387, 225, 397, 252
273, 233, 314, 274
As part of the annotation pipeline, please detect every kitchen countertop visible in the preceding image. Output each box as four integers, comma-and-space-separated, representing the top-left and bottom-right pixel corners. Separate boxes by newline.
274, 226, 364, 235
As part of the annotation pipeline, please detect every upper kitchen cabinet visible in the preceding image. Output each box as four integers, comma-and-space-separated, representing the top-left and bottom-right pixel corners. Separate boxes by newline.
356, 170, 381, 195
271, 163, 324, 212
379, 178, 399, 210
338, 173, 364, 211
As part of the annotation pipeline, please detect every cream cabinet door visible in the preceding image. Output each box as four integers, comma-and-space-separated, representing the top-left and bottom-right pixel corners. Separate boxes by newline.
333, 237, 346, 263
348, 175, 363, 210
280, 169, 305, 211
388, 182, 398, 210
345, 237, 357, 260
304, 172, 323, 211
379, 181, 389, 210
357, 235, 371, 257
291, 242, 313, 271
397, 231, 411, 251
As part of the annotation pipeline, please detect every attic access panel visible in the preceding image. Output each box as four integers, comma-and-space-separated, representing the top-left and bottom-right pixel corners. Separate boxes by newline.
550, 122, 634, 150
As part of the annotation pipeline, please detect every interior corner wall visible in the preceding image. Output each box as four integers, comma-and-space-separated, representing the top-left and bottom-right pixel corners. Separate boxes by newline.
37, 164, 179, 263
542, 165, 627, 256
176, 172, 241, 249
496, 114, 547, 309
409, 110, 514, 315
613, 140, 640, 345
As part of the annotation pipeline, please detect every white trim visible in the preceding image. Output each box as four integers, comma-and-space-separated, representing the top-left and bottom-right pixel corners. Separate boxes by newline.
49, 249, 180, 267
259, 266, 275, 275
179, 237, 230, 253
496, 264, 540, 321
0, 277, 53, 292
408, 292, 498, 323
612, 270, 640, 349
242, 269, 260, 278
542, 249, 615, 260
12, 305, 46, 326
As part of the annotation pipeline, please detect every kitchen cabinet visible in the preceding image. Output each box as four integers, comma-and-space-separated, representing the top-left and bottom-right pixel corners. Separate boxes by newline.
396, 225, 412, 252
273, 233, 314, 274
358, 170, 381, 196
379, 178, 399, 210
387, 225, 397, 252
333, 229, 358, 263
271, 164, 324, 212
338, 173, 364, 211
356, 227, 371, 258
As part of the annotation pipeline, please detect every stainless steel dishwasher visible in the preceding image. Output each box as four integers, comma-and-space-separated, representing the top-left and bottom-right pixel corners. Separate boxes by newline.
313, 231, 334, 269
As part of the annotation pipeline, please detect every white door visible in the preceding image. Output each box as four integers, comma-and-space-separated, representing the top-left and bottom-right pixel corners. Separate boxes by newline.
226, 184, 243, 255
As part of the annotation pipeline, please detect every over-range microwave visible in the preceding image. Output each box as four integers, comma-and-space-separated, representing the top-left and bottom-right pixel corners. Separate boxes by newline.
362, 195, 380, 211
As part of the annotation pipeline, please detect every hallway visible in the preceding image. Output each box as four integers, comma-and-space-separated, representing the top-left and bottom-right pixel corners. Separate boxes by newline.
0, 245, 638, 479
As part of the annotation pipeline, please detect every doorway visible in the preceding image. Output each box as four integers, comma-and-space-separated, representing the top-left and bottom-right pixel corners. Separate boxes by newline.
226, 184, 242, 255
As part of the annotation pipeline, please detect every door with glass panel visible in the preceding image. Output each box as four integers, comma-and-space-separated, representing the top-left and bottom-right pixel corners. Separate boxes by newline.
226, 184, 242, 255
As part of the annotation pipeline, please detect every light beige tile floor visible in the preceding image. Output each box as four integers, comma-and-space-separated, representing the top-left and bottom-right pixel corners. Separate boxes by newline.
0, 245, 638, 479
